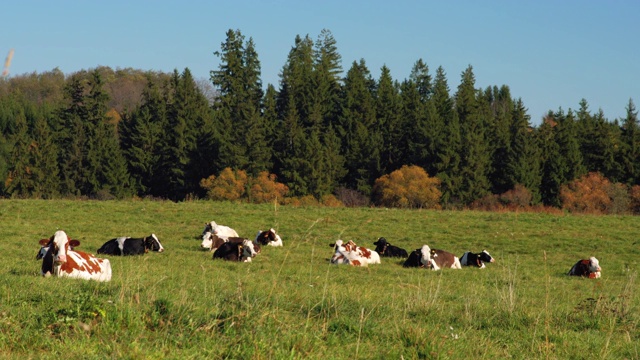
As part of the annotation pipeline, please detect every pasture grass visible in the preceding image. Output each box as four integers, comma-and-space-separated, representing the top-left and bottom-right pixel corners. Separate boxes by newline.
0, 199, 638, 359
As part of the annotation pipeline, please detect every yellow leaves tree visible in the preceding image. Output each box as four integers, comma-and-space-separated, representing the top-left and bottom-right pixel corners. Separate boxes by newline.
200, 168, 247, 201
373, 165, 442, 209
560, 172, 630, 214
248, 171, 289, 203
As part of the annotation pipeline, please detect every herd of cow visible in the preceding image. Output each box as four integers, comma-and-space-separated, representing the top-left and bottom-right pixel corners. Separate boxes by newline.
35, 220, 603, 282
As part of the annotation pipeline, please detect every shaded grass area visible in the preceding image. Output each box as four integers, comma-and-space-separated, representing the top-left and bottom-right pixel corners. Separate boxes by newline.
0, 199, 639, 359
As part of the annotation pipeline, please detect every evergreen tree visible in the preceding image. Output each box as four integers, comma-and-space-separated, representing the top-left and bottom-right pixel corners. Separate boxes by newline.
31, 116, 60, 198
120, 76, 167, 196
375, 65, 403, 173
455, 65, 491, 204
6, 111, 34, 197
431, 66, 461, 205
338, 59, 379, 195
619, 99, 640, 185
485, 85, 513, 194
507, 99, 541, 203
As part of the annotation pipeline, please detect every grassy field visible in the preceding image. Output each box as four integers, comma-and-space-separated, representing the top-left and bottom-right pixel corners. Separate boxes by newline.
0, 199, 638, 359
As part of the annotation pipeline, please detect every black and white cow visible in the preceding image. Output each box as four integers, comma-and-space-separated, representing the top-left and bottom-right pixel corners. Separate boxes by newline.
459, 250, 495, 268
373, 237, 408, 258
255, 228, 283, 247
212, 239, 257, 262
568, 257, 602, 278
97, 234, 164, 256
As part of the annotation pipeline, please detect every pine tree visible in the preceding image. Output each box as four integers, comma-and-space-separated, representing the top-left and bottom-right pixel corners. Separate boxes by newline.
485, 85, 513, 194
6, 111, 34, 197
431, 66, 461, 205
507, 99, 541, 203
31, 116, 60, 198
375, 65, 403, 173
455, 65, 491, 204
338, 59, 379, 195
619, 99, 640, 185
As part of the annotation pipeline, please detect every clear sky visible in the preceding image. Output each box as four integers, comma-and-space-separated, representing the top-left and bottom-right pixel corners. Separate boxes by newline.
1, 0, 638, 124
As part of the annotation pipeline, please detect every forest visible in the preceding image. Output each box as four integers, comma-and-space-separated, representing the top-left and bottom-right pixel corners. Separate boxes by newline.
0, 29, 638, 211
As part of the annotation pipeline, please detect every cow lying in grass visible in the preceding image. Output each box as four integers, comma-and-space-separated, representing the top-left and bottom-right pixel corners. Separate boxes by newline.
568, 257, 601, 278
212, 239, 258, 262
459, 250, 495, 268
403, 245, 461, 270
329, 240, 381, 266
373, 237, 408, 258
39, 230, 112, 282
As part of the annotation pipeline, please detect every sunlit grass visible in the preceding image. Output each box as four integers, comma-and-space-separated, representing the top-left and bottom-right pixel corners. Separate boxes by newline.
0, 199, 638, 359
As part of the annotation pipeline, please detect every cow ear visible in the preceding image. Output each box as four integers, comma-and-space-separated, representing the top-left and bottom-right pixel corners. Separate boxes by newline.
70, 240, 81, 247
39, 238, 49, 246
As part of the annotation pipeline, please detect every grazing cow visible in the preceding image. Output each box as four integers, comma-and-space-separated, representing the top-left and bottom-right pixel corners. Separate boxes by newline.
403, 245, 461, 270
212, 239, 257, 262
255, 229, 283, 247
373, 237, 408, 258
201, 221, 239, 250
329, 240, 381, 266
459, 250, 495, 269
39, 230, 112, 282
568, 257, 602, 278
97, 234, 164, 256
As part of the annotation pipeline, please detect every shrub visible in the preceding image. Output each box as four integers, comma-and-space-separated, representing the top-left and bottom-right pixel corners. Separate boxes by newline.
372, 165, 441, 209
631, 185, 640, 214
560, 172, 630, 214
320, 194, 343, 207
499, 184, 533, 208
200, 168, 247, 201
334, 187, 370, 207
248, 171, 289, 204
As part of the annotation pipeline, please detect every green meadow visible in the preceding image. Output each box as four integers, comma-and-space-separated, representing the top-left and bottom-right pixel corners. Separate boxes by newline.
0, 199, 638, 359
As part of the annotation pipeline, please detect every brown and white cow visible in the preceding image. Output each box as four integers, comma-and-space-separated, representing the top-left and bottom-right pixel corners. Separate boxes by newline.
329, 240, 381, 266
403, 245, 460, 270
568, 257, 601, 278
200, 221, 239, 250
39, 230, 112, 282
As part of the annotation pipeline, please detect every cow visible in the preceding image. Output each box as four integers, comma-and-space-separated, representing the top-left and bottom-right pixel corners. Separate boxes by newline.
36, 241, 75, 260
255, 228, 283, 247
568, 257, 602, 278
39, 230, 112, 282
373, 237, 408, 258
212, 239, 258, 262
403, 245, 461, 270
459, 250, 495, 269
329, 239, 381, 266
97, 234, 164, 256
201, 221, 239, 250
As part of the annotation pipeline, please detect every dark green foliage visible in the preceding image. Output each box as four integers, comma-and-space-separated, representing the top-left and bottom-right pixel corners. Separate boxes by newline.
0, 29, 636, 206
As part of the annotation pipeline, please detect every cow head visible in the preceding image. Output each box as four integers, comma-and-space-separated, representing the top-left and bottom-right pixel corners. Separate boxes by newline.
241, 239, 257, 259
330, 240, 349, 264
373, 237, 388, 254
144, 234, 164, 252
479, 250, 494, 264
588, 257, 601, 273
43, 230, 81, 266
201, 232, 214, 250
420, 245, 434, 268
256, 229, 277, 245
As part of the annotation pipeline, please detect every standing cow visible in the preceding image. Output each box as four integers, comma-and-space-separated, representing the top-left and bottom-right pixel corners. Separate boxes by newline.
97, 234, 164, 256
568, 257, 602, 278
39, 230, 112, 282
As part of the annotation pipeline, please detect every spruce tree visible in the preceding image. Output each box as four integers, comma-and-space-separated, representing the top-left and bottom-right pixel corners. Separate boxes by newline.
31, 116, 60, 198
375, 65, 403, 173
619, 99, 640, 185
455, 65, 491, 204
507, 99, 541, 203
6, 111, 34, 197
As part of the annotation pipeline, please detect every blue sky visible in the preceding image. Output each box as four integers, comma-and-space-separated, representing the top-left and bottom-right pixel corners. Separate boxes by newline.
1, 0, 638, 124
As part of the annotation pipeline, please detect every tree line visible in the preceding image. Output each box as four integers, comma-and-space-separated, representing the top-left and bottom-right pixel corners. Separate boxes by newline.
0, 29, 638, 209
